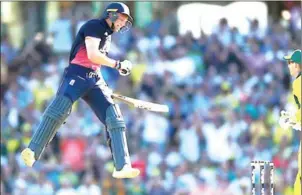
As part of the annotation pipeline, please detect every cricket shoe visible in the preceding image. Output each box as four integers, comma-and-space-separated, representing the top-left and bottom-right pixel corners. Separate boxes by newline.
21, 148, 36, 167
112, 164, 140, 179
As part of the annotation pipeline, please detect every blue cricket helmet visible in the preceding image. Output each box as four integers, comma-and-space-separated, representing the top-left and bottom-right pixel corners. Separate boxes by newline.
103, 2, 133, 32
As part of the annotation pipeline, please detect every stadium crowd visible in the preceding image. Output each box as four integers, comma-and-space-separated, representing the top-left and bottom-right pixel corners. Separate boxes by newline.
1, 4, 301, 195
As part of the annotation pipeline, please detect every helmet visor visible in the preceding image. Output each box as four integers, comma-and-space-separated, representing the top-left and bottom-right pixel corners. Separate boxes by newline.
119, 13, 133, 33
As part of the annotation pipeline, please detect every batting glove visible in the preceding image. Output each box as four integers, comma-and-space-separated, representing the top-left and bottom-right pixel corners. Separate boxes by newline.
279, 114, 291, 129
292, 122, 301, 131
115, 60, 132, 76
279, 110, 301, 131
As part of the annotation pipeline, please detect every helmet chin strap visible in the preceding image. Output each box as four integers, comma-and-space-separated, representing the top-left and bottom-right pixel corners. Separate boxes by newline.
111, 22, 115, 31
111, 22, 121, 32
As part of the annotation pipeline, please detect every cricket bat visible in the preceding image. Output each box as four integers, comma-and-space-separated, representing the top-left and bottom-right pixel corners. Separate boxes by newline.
111, 93, 169, 113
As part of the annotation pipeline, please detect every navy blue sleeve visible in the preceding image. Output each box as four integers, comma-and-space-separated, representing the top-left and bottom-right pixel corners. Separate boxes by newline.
81, 20, 105, 39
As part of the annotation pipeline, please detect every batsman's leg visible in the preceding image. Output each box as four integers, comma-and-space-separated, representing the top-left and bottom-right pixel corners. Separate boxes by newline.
21, 95, 72, 167
106, 104, 140, 178
21, 67, 90, 167
83, 81, 139, 179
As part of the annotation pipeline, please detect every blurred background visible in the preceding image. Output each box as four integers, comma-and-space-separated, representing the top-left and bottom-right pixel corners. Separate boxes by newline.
1, 1, 301, 195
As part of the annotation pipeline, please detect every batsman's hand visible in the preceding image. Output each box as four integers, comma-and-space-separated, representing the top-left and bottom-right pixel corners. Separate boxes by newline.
115, 60, 132, 76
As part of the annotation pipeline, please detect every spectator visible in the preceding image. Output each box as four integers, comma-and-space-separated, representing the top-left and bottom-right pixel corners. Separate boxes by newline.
49, 9, 73, 55
77, 174, 101, 195
248, 19, 265, 41
0, 34, 17, 65
147, 176, 167, 195
177, 118, 200, 163
1, 53, 8, 99
56, 178, 77, 195
213, 18, 232, 47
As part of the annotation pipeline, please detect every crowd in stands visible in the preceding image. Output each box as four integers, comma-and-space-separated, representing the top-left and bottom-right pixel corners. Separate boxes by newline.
1, 4, 301, 195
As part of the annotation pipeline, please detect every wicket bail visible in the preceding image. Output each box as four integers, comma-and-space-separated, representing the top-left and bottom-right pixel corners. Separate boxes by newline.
251, 160, 274, 195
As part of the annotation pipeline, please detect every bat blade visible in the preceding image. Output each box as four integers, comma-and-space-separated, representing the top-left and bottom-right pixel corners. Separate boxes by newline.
112, 93, 169, 113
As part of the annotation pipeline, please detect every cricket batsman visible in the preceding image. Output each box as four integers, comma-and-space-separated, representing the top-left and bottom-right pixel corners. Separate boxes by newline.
279, 49, 301, 195
21, 2, 140, 179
